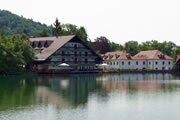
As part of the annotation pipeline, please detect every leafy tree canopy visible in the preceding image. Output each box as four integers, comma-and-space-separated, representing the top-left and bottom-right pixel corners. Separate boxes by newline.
0, 33, 34, 74
60, 23, 88, 42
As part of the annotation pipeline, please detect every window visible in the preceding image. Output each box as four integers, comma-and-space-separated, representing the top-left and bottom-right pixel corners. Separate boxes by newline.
74, 44, 77, 49
117, 62, 118, 65
85, 58, 88, 63
62, 51, 65, 56
85, 52, 88, 56
128, 61, 131, 65
143, 61, 145, 65
155, 61, 158, 65
122, 61, 124, 65
162, 61, 165, 65
168, 61, 171, 65
136, 61, 138, 65
149, 62, 151, 64
114, 62, 115, 65
62, 58, 65, 63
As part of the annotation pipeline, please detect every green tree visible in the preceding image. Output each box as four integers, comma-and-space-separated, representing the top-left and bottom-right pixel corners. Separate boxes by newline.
52, 18, 61, 38
124, 41, 140, 56
38, 30, 48, 37
0, 34, 34, 74
110, 42, 121, 51
60, 24, 88, 42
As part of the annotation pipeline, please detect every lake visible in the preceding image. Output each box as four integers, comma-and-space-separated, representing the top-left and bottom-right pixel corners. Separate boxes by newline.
0, 73, 180, 120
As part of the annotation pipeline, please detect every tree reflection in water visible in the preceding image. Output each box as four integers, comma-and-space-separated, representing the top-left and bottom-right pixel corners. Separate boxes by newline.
0, 73, 180, 110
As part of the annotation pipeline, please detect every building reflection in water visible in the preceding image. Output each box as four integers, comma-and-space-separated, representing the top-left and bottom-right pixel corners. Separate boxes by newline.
98, 73, 180, 95
34, 74, 98, 107
1, 73, 180, 110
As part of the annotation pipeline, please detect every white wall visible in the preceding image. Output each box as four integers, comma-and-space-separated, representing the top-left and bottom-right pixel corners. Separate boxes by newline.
104, 59, 173, 70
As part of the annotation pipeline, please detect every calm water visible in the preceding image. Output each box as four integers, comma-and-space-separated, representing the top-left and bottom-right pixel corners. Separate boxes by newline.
1, 73, 180, 120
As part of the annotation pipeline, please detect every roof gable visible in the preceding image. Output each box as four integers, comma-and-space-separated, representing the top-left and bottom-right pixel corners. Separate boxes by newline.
133, 50, 172, 60
32, 35, 102, 61
102, 51, 132, 60
34, 35, 75, 60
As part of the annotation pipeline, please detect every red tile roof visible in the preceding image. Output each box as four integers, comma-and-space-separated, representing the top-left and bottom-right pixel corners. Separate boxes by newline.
102, 51, 132, 60
133, 50, 172, 60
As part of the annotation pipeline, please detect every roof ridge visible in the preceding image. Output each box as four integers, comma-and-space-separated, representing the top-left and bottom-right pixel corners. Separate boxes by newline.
30, 35, 75, 39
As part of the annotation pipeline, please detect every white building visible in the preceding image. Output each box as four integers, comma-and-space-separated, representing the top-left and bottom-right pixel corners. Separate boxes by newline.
102, 50, 173, 70
102, 51, 133, 70
133, 50, 173, 70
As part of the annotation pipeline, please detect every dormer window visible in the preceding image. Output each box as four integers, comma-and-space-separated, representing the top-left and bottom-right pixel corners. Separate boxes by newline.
115, 54, 120, 59
44, 41, 48, 48
32, 42, 36, 48
158, 54, 165, 59
126, 54, 131, 59
109, 55, 113, 59
38, 41, 42, 48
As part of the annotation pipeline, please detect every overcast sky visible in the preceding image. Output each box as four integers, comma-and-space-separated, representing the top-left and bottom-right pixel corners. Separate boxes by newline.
1, 0, 180, 45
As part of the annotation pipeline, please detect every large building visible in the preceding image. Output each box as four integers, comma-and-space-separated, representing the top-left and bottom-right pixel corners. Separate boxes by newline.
30, 35, 102, 73
102, 50, 173, 70
102, 51, 132, 69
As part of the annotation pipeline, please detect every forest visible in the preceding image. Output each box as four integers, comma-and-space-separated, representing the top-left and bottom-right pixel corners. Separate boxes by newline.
0, 10, 52, 37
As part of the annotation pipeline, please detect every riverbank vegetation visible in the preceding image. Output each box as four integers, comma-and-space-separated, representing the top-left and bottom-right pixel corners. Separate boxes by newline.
0, 34, 34, 74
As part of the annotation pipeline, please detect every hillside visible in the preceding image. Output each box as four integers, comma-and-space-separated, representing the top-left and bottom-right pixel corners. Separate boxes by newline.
0, 10, 52, 37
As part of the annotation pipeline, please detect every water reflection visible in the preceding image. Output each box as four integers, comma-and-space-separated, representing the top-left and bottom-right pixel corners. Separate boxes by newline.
0, 75, 36, 110
34, 74, 98, 107
1, 73, 180, 120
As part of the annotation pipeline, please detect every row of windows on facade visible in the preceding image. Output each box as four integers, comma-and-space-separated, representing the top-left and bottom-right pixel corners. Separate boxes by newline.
52, 58, 95, 63
105, 61, 171, 65
64, 43, 84, 48
60, 51, 90, 56
76, 66, 96, 70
